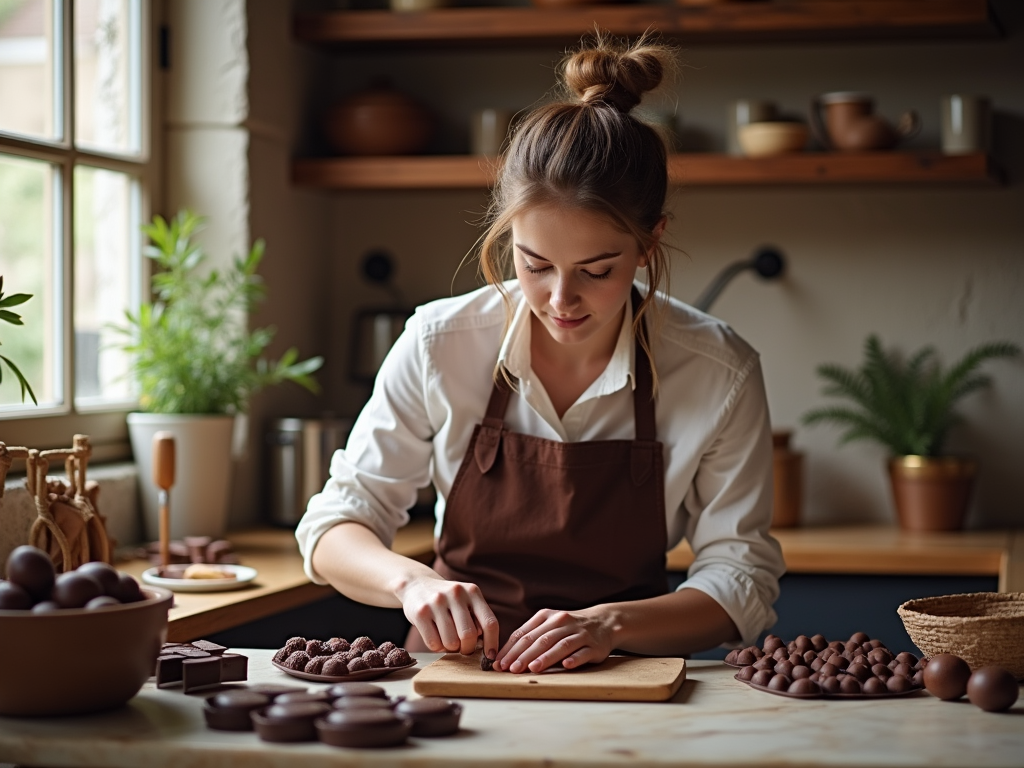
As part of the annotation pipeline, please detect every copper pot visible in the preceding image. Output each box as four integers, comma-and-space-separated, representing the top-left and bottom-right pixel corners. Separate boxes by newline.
887, 455, 976, 532
325, 83, 434, 157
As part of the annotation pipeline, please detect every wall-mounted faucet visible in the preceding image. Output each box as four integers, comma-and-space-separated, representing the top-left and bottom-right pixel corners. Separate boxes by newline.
693, 246, 786, 313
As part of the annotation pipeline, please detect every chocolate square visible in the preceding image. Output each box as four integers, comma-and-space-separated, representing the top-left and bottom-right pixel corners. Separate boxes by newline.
175, 647, 213, 658
191, 640, 228, 655
219, 653, 248, 683
183, 657, 224, 692
156, 655, 185, 687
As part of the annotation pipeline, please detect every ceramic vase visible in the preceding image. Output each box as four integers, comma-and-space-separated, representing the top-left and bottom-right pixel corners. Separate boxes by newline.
127, 412, 236, 542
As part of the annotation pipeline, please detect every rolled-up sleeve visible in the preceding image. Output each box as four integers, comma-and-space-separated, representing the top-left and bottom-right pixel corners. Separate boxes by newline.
295, 311, 436, 584
677, 357, 785, 646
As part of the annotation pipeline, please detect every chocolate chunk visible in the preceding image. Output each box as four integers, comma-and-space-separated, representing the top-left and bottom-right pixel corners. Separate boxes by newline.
156, 655, 185, 687
480, 654, 494, 671
220, 653, 248, 683
174, 647, 213, 658
183, 657, 224, 692
191, 640, 227, 655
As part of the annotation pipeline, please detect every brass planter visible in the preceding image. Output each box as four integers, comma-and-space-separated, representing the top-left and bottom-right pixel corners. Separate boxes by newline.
887, 455, 977, 532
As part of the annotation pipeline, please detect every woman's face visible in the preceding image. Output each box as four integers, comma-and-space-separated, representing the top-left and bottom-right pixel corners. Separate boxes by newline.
512, 202, 657, 353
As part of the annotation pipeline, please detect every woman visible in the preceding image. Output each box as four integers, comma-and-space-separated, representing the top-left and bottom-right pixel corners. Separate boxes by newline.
296, 34, 784, 675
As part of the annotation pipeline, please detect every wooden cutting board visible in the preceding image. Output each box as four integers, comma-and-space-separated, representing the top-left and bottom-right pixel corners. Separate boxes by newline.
412, 652, 686, 702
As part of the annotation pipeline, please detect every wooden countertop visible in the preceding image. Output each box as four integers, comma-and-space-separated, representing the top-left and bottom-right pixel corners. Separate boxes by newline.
1, 650, 1021, 768
119, 522, 1021, 643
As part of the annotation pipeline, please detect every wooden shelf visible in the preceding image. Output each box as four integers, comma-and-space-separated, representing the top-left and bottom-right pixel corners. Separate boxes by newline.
294, 0, 998, 49
292, 151, 998, 190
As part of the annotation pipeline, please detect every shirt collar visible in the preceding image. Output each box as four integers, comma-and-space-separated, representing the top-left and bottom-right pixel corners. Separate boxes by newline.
498, 292, 636, 393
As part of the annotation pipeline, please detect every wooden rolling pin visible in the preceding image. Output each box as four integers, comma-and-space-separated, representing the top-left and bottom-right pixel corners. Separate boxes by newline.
152, 432, 176, 570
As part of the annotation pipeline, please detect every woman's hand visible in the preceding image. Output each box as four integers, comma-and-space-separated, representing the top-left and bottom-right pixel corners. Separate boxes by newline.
495, 607, 617, 674
396, 574, 500, 658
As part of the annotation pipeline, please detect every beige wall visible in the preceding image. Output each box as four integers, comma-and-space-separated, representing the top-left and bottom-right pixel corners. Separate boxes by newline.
245, 1, 1024, 529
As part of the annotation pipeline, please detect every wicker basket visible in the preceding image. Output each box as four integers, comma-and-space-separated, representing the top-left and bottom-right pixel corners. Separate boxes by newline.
898, 592, 1024, 680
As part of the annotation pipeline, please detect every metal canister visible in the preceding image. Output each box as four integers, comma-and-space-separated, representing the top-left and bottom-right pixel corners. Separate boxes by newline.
267, 417, 352, 527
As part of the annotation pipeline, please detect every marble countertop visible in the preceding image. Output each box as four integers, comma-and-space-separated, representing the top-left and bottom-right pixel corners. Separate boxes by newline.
0, 649, 1021, 768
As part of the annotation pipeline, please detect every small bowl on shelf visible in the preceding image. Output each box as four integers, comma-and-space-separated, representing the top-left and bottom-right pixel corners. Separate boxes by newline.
737, 121, 809, 158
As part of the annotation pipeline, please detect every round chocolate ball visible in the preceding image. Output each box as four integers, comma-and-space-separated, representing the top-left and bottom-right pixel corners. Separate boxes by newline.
847, 662, 871, 682
322, 657, 349, 677
85, 595, 122, 610
283, 637, 306, 655
736, 665, 756, 681
284, 651, 311, 671
304, 656, 328, 675
810, 634, 827, 652
831, 655, 850, 670
753, 657, 774, 672
839, 675, 862, 694
820, 676, 841, 694
736, 649, 756, 665
788, 652, 804, 667
347, 657, 369, 673
384, 648, 412, 667
725, 649, 740, 665
0, 581, 33, 610
767, 674, 791, 692
377, 641, 396, 656
113, 572, 144, 603
794, 635, 813, 653
52, 571, 103, 609
810, 657, 824, 672
362, 649, 386, 669
849, 631, 870, 645
862, 677, 887, 695
751, 670, 773, 687
774, 660, 795, 678
966, 667, 1019, 713
350, 636, 375, 654
31, 600, 62, 613
763, 635, 784, 655
5, 545, 55, 602
772, 646, 789, 662
788, 678, 820, 696
75, 561, 120, 597
802, 650, 817, 665
923, 653, 973, 701
791, 665, 812, 681
871, 663, 891, 680
818, 662, 838, 678
887, 674, 913, 694
896, 651, 919, 667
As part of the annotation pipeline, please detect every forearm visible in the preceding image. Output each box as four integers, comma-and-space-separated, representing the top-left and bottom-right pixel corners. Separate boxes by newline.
591, 588, 741, 657
310, 521, 441, 608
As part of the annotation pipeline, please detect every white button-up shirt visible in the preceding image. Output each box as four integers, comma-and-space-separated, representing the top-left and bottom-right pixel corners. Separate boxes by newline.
296, 281, 785, 646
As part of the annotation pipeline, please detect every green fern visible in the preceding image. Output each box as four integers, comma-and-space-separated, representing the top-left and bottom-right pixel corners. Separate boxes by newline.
802, 334, 1020, 457
111, 210, 323, 414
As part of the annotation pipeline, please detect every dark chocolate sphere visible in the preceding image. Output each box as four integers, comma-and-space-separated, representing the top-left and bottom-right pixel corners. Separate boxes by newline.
5, 545, 55, 602
113, 572, 144, 603
0, 580, 33, 610
966, 667, 1019, 713
85, 595, 122, 610
52, 571, 103, 609
75, 561, 121, 597
923, 653, 972, 701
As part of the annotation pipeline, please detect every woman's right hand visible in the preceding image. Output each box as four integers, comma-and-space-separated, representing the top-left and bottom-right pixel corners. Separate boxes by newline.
396, 574, 499, 658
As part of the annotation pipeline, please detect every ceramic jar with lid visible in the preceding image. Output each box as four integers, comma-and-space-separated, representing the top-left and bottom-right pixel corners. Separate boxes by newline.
324, 81, 434, 157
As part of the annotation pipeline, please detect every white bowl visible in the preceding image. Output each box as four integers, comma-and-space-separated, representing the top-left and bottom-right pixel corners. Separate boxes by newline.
738, 121, 809, 157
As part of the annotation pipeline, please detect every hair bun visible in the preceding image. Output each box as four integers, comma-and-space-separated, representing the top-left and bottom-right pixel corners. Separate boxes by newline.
563, 36, 670, 113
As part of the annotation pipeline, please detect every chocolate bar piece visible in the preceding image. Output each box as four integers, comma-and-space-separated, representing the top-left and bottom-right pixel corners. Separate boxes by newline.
153, 640, 249, 690
191, 640, 227, 655
220, 653, 248, 683
183, 657, 224, 692
156, 655, 185, 687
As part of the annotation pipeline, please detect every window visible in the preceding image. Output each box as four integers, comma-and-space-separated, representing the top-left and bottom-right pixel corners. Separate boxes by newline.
0, 0, 154, 459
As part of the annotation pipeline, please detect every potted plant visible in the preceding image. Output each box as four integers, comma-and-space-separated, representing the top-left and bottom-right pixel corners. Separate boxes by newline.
115, 210, 323, 541
0, 276, 36, 404
802, 334, 1020, 531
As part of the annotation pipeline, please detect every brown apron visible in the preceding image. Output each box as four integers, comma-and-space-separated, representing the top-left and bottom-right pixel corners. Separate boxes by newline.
410, 289, 668, 648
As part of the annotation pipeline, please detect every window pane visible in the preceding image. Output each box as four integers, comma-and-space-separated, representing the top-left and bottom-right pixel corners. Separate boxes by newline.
0, 0, 57, 140
0, 153, 59, 408
74, 164, 135, 405
75, 0, 138, 154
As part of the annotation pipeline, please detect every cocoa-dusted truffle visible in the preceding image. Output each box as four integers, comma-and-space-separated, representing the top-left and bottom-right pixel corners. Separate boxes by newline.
350, 636, 375, 654
327, 637, 350, 654
305, 640, 325, 657
304, 656, 328, 675
284, 651, 311, 671
348, 657, 369, 673
362, 650, 386, 669
272, 647, 290, 664
385, 648, 412, 667
378, 641, 397, 657
283, 637, 306, 655
322, 657, 349, 677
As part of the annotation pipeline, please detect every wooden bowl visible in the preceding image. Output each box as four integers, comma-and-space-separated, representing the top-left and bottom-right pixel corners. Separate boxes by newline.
738, 121, 809, 157
325, 85, 434, 157
0, 587, 173, 716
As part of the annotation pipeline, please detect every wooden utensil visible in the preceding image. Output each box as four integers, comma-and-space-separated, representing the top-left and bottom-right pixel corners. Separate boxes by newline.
413, 652, 686, 702
152, 432, 176, 570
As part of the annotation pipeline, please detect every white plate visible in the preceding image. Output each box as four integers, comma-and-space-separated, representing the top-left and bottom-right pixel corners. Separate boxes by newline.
141, 564, 258, 592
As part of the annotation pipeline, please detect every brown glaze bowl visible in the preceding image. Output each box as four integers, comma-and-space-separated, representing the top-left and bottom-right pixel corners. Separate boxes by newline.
0, 586, 172, 716
324, 84, 434, 157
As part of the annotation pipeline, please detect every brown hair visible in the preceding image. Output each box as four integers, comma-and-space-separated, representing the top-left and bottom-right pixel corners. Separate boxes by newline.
476, 31, 675, 390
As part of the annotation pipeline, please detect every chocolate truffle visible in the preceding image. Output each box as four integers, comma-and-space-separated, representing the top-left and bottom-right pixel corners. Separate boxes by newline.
347, 658, 369, 673
283, 637, 306, 655
820, 676, 841, 694
896, 651, 919, 666
923, 653, 973, 701
794, 635, 813, 653
75, 561, 120, 597
763, 635, 784, 655
305, 656, 328, 675
378, 641, 397, 656
322, 657, 349, 677
849, 631, 870, 645
788, 678, 820, 696
0, 582, 33, 610
886, 674, 913, 693
272, 647, 290, 664
753, 657, 774, 672
735, 649, 755, 665
862, 677, 887, 695
774, 660, 795, 678
385, 648, 412, 668
751, 670, 773, 687
327, 637, 350, 654
847, 663, 871, 682
767, 674, 791, 692
966, 666, 1020, 713
810, 634, 827, 652
791, 665, 812, 681
114, 572, 144, 603
871, 663, 892, 680
306, 640, 325, 657
802, 650, 817, 665
350, 636, 375, 654
285, 651, 311, 671
52, 571, 103, 609
362, 650, 386, 669
736, 666, 756, 681
839, 675, 862, 694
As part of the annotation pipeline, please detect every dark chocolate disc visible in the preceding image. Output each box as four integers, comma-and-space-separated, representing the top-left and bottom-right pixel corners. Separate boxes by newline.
396, 697, 455, 717
328, 682, 387, 699
212, 691, 270, 710
264, 702, 331, 722
332, 696, 393, 710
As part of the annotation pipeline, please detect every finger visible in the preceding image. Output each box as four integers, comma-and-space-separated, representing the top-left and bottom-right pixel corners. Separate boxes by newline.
509, 625, 577, 674
415, 617, 445, 653
447, 600, 482, 655
527, 633, 590, 673
496, 611, 550, 669
469, 592, 500, 660
432, 602, 464, 653
559, 644, 605, 670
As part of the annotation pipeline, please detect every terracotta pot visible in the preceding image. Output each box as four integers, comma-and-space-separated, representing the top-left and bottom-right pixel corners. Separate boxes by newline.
325, 83, 434, 157
771, 430, 803, 528
887, 455, 976, 532
810, 92, 920, 151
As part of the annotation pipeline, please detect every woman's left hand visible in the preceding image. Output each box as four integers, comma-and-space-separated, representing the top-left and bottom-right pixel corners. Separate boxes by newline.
495, 607, 616, 674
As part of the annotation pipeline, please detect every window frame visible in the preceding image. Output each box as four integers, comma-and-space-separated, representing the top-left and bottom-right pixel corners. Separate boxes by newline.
0, 0, 161, 463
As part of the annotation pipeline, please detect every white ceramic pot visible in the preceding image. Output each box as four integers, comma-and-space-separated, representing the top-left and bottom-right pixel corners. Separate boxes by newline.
127, 413, 236, 542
